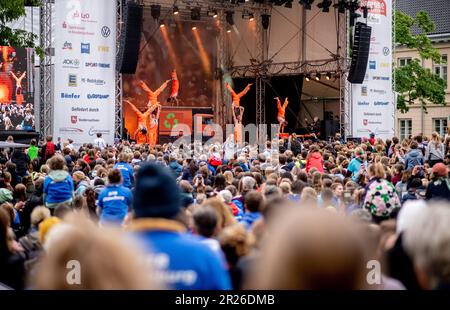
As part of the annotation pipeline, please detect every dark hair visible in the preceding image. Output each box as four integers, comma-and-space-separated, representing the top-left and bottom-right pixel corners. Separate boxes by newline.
96, 133, 102, 138
410, 141, 418, 149
321, 188, 334, 203
279, 154, 287, 165
48, 155, 66, 171
213, 174, 226, 191
193, 207, 218, 238
108, 169, 122, 184
297, 171, 308, 183
46, 135, 53, 142
291, 180, 306, 194
245, 191, 263, 213
54, 203, 73, 219
30, 139, 37, 146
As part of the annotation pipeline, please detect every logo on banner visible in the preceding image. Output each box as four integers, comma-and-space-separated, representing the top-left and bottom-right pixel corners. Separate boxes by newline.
373, 76, 390, 81
63, 41, 73, 50
63, 59, 80, 68
68, 74, 77, 87
63, 21, 67, 29
59, 127, 83, 133
81, 43, 90, 54
81, 78, 106, 86
369, 61, 376, 70
357, 101, 370, 106
359, 0, 387, 16
88, 127, 111, 136
71, 116, 78, 124
363, 119, 368, 126
61, 93, 80, 99
85, 62, 111, 68
371, 88, 387, 95
71, 11, 97, 23
380, 62, 390, 68
98, 46, 110, 52
101, 26, 111, 37
382, 47, 390, 56
374, 101, 389, 106
361, 86, 368, 96
87, 94, 109, 100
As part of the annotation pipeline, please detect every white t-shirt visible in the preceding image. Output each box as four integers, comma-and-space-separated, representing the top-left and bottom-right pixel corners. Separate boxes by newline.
94, 137, 106, 150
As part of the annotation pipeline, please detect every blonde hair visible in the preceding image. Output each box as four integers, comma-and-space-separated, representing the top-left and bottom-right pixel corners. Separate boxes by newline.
368, 163, 385, 179
32, 214, 160, 290
280, 182, 291, 195
31, 206, 51, 227
223, 171, 234, 185
202, 198, 236, 230
431, 132, 442, 146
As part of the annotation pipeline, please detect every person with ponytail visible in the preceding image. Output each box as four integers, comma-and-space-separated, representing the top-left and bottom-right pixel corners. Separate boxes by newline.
425, 132, 445, 167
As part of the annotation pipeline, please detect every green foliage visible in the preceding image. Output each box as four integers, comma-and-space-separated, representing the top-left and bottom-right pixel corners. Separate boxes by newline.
0, 0, 43, 58
394, 10, 447, 112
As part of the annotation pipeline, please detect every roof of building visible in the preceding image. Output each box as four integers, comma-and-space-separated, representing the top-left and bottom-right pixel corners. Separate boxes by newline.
397, 0, 450, 36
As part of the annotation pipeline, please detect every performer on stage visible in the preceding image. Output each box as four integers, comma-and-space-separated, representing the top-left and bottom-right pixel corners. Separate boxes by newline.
10, 70, 26, 105
275, 97, 289, 134
225, 82, 252, 125
305, 116, 321, 139
167, 69, 180, 106
125, 99, 161, 146
139, 79, 170, 107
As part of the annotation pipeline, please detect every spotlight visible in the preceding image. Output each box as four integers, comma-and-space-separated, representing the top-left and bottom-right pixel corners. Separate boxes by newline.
261, 14, 270, 30
173, 6, 179, 15
249, 13, 255, 22
226, 11, 234, 26
191, 7, 201, 21
151, 5, 161, 20
315, 73, 321, 81
305, 74, 311, 82
227, 28, 232, 33
212, 10, 218, 18
326, 72, 332, 80
317, 0, 333, 12
159, 21, 165, 28
192, 26, 197, 30
334, 0, 348, 14
299, 0, 314, 10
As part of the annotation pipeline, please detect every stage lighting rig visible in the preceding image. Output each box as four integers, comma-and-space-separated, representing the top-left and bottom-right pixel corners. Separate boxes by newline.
334, 0, 348, 14
151, 5, 161, 20
299, 0, 314, 10
226, 11, 235, 26
317, 0, 333, 12
348, 0, 361, 27
191, 7, 201, 21
314, 73, 321, 81
305, 74, 311, 82
207, 9, 219, 18
173, 6, 179, 15
326, 72, 332, 80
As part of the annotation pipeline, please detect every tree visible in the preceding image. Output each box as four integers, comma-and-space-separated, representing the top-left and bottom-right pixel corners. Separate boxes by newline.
394, 10, 447, 113
0, 0, 43, 56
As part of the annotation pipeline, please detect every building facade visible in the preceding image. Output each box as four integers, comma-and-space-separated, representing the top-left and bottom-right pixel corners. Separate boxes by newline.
394, 0, 450, 139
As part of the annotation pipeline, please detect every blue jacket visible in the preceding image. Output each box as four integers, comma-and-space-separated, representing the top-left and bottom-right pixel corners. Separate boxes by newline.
168, 161, 183, 177
114, 162, 134, 188
239, 212, 261, 230
132, 219, 231, 290
404, 149, 424, 171
43, 170, 74, 206
97, 184, 133, 224
348, 158, 367, 181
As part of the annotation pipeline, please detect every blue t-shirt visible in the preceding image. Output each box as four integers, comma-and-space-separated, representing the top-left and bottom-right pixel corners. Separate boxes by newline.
97, 184, 133, 224
135, 230, 231, 290
113, 162, 134, 188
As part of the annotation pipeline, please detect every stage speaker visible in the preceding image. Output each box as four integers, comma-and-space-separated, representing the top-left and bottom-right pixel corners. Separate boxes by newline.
347, 22, 372, 84
324, 120, 338, 140
117, 3, 143, 74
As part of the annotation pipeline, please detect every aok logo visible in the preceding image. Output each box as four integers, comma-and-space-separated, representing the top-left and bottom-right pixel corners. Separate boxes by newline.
164, 113, 179, 130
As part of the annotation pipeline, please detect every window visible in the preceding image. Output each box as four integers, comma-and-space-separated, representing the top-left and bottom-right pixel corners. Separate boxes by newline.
434, 54, 448, 84
399, 119, 412, 140
398, 57, 412, 67
433, 118, 448, 137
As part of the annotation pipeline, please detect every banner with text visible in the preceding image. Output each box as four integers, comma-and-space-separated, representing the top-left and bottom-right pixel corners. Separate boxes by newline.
351, 0, 394, 140
54, 0, 116, 145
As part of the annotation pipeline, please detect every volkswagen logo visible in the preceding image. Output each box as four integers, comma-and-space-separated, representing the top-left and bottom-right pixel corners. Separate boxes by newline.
382, 47, 390, 56
101, 26, 111, 38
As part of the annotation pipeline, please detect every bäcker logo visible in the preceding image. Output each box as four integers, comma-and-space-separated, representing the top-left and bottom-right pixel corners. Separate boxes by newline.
357, 101, 370, 106
81, 78, 106, 86
81, 43, 90, 54
87, 94, 109, 100
359, 0, 387, 16
374, 101, 389, 106
373, 76, 390, 81
88, 127, 110, 136
61, 93, 80, 99
369, 61, 376, 70
63, 41, 73, 50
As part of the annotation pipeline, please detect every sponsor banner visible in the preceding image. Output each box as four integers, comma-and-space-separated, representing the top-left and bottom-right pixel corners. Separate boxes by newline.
54, 0, 116, 145
351, 0, 394, 139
